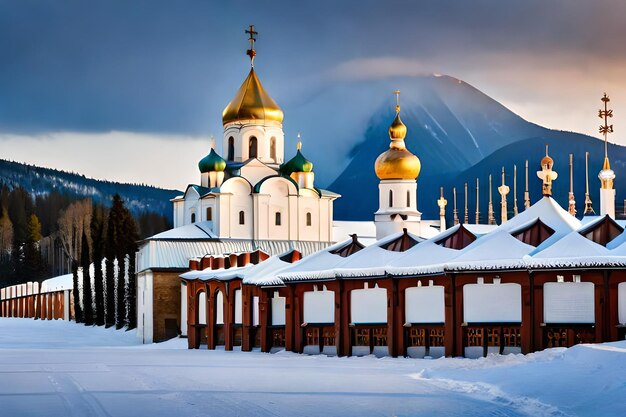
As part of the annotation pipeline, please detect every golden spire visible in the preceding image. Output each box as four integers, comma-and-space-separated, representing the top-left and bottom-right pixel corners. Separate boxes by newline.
584, 151, 595, 215
297, 132, 302, 150
488, 174, 496, 225
464, 182, 469, 224
598, 93, 615, 189
245, 25, 258, 67
437, 186, 447, 231
374, 90, 420, 180
475, 178, 480, 224
498, 167, 510, 224
513, 164, 518, 216
537, 145, 558, 197
524, 160, 531, 209
568, 154, 576, 216
453, 187, 459, 225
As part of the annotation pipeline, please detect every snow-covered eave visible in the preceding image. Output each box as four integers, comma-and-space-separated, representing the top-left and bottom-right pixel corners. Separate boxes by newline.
444, 259, 528, 272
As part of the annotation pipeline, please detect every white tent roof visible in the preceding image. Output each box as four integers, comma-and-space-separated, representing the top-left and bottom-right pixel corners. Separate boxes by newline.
276, 238, 358, 281
526, 231, 620, 269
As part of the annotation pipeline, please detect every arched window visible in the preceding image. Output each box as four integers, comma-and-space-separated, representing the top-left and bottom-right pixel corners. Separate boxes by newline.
239, 210, 245, 225
306, 212, 312, 226
227, 137, 234, 161
197, 292, 207, 325
190, 212, 196, 223
275, 211, 281, 226
248, 136, 258, 159
389, 190, 394, 207
270, 137, 276, 161
206, 207, 212, 221
406, 190, 411, 207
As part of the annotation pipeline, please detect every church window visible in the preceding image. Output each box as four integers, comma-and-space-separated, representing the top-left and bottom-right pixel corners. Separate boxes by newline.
270, 137, 276, 161
227, 137, 234, 161
389, 190, 394, 207
206, 207, 212, 221
249, 136, 258, 158
406, 190, 411, 207
239, 210, 245, 225
306, 212, 312, 226
191, 212, 196, 223
275, 211, 282, 226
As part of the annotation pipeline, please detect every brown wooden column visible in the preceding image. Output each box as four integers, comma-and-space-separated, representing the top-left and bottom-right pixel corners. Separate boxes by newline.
608, 270, 622, 342
520, 273, 532, 354
453, 275, 464, 357
340, 282, 350, 356
242, 284, 251, 352
384, 278, 396, 357
444, 275, 455, 357
259, 289, 270, 352
285, 285, 296, 352
47, 294, 53, 320
186, 282, 197, 349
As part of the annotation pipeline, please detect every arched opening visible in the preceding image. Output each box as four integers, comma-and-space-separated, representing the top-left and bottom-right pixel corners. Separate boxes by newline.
197, 292, 207, 325
190, 212, 196, 223
275, 211, 282, 226
206, 207, 212, 221
406, 190, 411, 207
270, 137, 276, 161
227, 137, 234, 161
239, 210, 245, 225
214, 290, 225, 346
249, 136, 258, 159
389, 190, 394, 207
306, 212, 312, 226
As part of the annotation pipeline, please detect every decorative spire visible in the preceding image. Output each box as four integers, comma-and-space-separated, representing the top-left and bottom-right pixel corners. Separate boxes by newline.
524, 160, 531, 209
394, 89, 401, 113
598, 93, 615, 190
437, 186, 447, 232
464, 182, 469, 224
475, 178, 480, 224
537, 145, 558, 197
297, 132, 302, 150
498, 167, 510, 224
488, 174, 496, 225
245, 25, 258, 67
584, 151, 595, 215
513, 164, 519, 216
210, 134, 216, 149
568, 154, 576, 216
453, 187, 459, 225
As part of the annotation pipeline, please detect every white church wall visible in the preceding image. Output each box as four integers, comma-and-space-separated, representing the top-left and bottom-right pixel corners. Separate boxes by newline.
271, 294, 286, 326
215, 290, 224, 325
544, 282, 594, 324
619, 282, 626, 325
351, 286, 387, 324
258, 177, 294, 241
221, 178, 253, 239
197, 292, 207, 325
234, 289, 242, 324
136, 270, 154, 344
180, 282, 188, 336
303, 289, 334, 324
405, 285, 445, 324
298, 197, 320, 241
463, 283, 522, 323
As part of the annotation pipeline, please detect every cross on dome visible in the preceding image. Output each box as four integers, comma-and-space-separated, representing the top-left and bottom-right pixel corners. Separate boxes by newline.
245, 25, 258, 66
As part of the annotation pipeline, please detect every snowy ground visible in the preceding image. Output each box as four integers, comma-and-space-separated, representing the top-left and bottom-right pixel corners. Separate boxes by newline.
0, 318, 624, 417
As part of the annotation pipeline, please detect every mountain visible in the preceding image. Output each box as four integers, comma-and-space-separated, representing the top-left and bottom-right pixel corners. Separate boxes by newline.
328, 75, 625, 221
0, 159, 180, 221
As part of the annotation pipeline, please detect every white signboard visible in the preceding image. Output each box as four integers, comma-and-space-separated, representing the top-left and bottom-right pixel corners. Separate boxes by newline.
351, 287, 387, 324
619, 283, 626, 325
271, 296, 286, 326
198, 292, 207, 325
234, 289, 242, 324
463, 283, 521, 323
544, 282, 594, 324
405, 286, 445, 324
215, 291, 224, 325
303, 290, 334, 324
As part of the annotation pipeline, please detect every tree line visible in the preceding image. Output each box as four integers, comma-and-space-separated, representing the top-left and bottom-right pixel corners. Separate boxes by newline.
0, 184, 171, 329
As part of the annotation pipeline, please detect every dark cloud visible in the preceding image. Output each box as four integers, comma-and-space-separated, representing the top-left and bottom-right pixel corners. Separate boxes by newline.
1, 0, 625, 134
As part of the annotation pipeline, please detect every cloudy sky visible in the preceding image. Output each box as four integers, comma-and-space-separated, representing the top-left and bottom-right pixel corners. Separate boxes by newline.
1, 0, 625, 189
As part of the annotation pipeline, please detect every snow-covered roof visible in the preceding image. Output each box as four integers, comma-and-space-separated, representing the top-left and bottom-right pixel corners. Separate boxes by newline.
386, 240, 460, 276
332, 221, 377, 246
40, 273, 74, 293
526, 231, 619, 269
276, 238, 357, 282
147, 221, 218, 240
445, 230, 535, 271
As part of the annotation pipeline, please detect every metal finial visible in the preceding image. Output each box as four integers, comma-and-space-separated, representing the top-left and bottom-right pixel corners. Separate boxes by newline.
584, 151, 595, 215
297, 132, 302, 150
599, 93, 614, 160
245, 25, 258, 67
393, 90, 401, 113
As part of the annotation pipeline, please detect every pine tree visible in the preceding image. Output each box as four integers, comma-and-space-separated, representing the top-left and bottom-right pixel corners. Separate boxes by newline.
81, 229, 94, 325
71, 260, 83, 323
123, 210, 139, 329
91, 204, 106, 326
105, 195, 124, 328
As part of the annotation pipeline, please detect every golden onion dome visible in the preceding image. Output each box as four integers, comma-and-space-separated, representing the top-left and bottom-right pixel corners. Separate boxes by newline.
375, 107, 420, 180
222, 68, 284, 126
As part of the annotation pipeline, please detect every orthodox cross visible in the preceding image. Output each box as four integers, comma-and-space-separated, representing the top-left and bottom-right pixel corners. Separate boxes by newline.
394, 90, 401, 113
599, 93, 614, 159
245, 25, 258, 66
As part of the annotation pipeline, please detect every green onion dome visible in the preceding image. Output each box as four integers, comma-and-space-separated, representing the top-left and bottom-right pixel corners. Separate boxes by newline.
280, 146, 313, 176
198, 148, 226, 173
